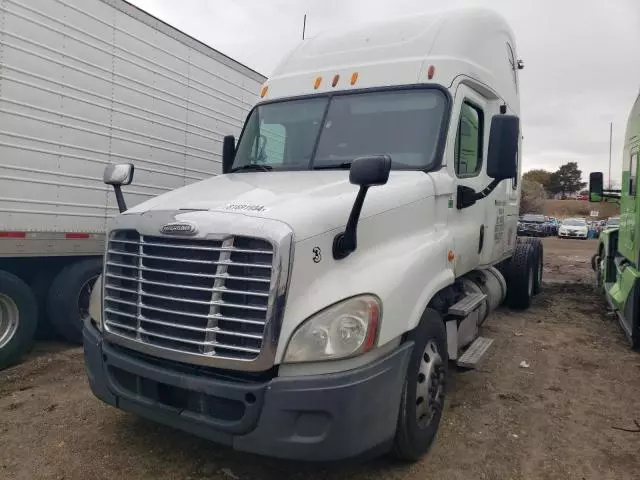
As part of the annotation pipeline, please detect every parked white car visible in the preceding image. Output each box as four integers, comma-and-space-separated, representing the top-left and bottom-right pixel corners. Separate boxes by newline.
559, 218, 589, 239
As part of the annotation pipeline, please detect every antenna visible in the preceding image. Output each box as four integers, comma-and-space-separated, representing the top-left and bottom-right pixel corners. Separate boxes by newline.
302, 14, 307, 40
609, 122, 612, 189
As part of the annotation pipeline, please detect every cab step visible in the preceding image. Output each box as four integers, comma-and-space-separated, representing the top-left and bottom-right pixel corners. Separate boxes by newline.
448, 292, 486, 317
457, 336, 494, 369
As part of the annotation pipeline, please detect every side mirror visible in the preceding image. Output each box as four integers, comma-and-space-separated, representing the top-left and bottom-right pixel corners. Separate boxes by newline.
103, 163, 134, 186
589, 172, 603, 202
349, 155, 392, 187
487, 115, 519, 180
103, 164, 134, 213
222, 135, 236, 174
333, 155, 392, 260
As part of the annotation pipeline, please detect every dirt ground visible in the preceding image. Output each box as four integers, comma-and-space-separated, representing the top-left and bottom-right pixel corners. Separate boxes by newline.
2, 237, 640, 480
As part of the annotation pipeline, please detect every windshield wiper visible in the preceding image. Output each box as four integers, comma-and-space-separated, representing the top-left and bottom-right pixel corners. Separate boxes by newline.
313, 162, 353, 170
230, 164, 273, 173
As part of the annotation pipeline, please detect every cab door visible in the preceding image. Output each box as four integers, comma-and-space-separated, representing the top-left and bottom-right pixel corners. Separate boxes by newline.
619, 147, 638, 263
446, 84, 492, 275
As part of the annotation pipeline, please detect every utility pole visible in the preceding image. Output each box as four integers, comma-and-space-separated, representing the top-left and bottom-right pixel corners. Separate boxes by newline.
609, 122, 613, 189
302, 14, 307, 40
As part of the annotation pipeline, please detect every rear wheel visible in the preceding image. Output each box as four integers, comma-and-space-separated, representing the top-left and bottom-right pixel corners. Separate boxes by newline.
47, 258, 102, 344
392, 308, 448, 462
521, 238, 543, 295
0, 270, 38, 370
505, 243, 536, 310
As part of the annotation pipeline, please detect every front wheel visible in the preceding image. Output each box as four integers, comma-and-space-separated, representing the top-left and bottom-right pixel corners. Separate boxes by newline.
392, 308, 448, 462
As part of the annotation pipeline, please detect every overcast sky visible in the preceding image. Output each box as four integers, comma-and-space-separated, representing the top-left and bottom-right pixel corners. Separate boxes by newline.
130, 0, 640, 183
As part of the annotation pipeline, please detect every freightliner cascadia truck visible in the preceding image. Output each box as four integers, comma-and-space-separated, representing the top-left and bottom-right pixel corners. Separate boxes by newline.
590, 91, 640, 349
83, 8, 541, 462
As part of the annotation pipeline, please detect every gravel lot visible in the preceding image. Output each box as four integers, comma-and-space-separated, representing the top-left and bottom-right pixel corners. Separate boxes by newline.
2, 237, 640, 480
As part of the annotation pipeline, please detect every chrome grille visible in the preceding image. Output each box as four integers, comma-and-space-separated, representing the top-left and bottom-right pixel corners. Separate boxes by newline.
103, 230, 274, 361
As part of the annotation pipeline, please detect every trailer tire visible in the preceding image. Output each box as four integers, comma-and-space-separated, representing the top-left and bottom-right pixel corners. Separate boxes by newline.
47, 258, 102, 344
505, 243, 536, 310
30, 272, 57, 340
0, 270, 38, 370
521, 237, 543, 295
392, 308, 448, 462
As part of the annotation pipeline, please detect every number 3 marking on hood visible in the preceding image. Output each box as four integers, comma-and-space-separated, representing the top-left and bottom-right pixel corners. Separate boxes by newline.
312, 247, 322, 263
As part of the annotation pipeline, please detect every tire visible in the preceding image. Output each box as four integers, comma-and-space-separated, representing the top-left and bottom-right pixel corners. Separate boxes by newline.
0, 270, 38, 370
392, 308, 448, 462
47, 258, 102, 344
521, 238, 543, 295
505, 243, 536, 310
594, 246, 605, 293
30, 271, 57, 340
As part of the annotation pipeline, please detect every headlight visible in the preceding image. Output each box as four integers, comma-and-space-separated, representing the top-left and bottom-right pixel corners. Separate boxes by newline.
283, 295, 380, 363
89, 274, 103, 331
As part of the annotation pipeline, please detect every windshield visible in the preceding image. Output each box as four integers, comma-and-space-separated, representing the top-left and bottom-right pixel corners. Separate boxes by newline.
563, 219, 586, 226
232, 89, 447, 171
522, 214, 546, 222
607, 218, 620, 226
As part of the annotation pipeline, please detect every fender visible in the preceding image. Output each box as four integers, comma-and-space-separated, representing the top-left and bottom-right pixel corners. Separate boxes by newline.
274, 199, 455, 362
407, 267, 456, 332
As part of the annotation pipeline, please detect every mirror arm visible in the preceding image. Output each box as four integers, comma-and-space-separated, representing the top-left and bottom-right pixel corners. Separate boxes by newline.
474, 178, 502, 201
113, 185, 128, 213
333, 186, 369, 260
601, 193, 621, 200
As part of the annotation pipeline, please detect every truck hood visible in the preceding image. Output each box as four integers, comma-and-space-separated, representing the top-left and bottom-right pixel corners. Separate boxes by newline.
126, 171, 436, 241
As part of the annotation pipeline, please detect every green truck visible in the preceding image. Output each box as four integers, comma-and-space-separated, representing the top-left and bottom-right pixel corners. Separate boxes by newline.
589, 92, 640, 349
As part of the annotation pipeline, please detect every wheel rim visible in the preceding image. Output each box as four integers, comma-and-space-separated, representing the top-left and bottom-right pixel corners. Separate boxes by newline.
0, 293, 20, 349
78, 276, 99, 324
415, 340, 445, 428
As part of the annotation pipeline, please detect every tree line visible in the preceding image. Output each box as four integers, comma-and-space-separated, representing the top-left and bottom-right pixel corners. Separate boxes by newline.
520, 162, 587, 214
522, 162, 587, 198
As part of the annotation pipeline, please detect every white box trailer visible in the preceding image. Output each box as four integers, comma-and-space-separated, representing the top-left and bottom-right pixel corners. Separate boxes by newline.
0, 0, 265, 367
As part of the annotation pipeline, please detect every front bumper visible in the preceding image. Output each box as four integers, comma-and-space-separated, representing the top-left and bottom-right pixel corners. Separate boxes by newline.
559, 231, 587, 238
83, 321, 412, 461
518, 227, 546, 237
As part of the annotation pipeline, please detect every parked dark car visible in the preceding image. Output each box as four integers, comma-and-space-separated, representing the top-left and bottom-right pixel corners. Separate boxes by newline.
604, 217, 620, 230
518, 214, 551, 237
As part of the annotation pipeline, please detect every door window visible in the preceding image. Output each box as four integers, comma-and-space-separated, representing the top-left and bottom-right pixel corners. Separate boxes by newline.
631, 150, 638, 196
454, 101, 483, 177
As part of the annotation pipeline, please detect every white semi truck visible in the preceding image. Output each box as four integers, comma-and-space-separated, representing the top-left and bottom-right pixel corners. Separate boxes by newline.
85, 8, 541, 461
0, 0, 264, 368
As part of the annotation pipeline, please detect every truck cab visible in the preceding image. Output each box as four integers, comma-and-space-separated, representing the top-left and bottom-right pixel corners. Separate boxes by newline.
84, 8, 536, 461
590, 92, 640, 349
